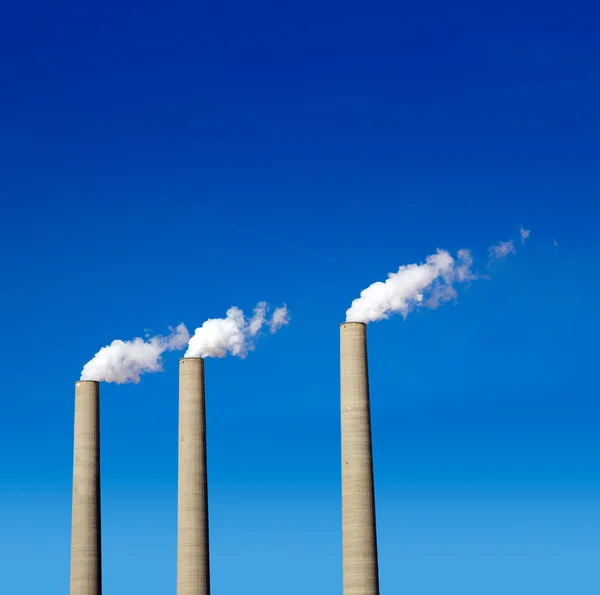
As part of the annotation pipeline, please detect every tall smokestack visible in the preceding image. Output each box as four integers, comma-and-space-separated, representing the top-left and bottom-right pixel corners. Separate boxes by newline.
70, 380, 102, 595
177, 358, 210, 595
340, 322, 379, 595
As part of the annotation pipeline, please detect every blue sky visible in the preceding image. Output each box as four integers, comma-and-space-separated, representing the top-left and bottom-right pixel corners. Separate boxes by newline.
1, 1, 599, 593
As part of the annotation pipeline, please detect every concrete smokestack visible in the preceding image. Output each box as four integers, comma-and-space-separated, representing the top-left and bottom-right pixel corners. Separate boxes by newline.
340, 322, 380, 595
177, 358, 210, 595
70, 380, 102, 595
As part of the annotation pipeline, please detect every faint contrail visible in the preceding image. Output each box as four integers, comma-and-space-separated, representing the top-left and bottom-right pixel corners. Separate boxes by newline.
192, 207, 339, 264
227, 220, 339, 264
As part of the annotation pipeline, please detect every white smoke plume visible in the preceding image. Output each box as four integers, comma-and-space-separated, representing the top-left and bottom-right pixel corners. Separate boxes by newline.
185, 302, 289, 359
80, 323, 190, 384
345, 249, 474, 324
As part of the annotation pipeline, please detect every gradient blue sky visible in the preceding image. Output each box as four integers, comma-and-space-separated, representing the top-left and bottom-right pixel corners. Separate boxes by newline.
1, 1, 599, 593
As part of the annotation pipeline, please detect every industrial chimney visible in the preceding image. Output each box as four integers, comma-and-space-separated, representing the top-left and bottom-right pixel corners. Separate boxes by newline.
177, 357, 210, 595
70, 380, 102, 595
340, 322, 380, 595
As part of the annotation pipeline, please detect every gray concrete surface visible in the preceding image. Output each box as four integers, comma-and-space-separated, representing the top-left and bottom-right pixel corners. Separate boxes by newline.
70, 380, 102, 595
340, 322, 380, 595
177, 357, 210, 595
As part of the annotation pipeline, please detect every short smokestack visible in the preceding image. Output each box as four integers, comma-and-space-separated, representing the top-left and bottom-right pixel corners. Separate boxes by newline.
340, 322, 379, 595
70, 380, 102, 595
177, 358, 210, 595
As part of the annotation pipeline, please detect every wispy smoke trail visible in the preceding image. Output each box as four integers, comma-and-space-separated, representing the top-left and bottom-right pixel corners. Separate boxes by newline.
345, 249, 474, 323
488, 240, 517, 261
81, 324, 190, 384
488, 225, 530, 264
185, 302, 290, 359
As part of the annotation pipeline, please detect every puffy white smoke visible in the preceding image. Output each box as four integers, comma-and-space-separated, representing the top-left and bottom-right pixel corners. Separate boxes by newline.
81, 323, 190, 384
269, 305, 290, 333
185, 302, 289, 359
346, 249, 474, 324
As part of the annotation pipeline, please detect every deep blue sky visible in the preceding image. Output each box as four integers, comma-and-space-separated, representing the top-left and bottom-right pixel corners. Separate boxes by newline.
1, 1, 599, 593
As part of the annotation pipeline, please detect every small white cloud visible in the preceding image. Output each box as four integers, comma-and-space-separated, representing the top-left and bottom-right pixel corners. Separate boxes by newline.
519, 226, 531, 244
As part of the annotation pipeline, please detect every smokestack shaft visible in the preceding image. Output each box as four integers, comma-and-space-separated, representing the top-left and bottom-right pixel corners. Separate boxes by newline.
70, 381, 102, 595
177, 358, 210, 595
340, 322, 379, 595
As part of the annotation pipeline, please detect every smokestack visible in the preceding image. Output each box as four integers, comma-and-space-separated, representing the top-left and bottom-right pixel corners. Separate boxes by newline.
177, 358, 210, 595
340, 322, 379, 595
70, 380, 102, 595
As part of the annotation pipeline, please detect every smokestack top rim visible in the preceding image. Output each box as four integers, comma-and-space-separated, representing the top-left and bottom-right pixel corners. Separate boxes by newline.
75, 379, 100, 385
340, 321, 366, 327
179, 356, 204, 362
